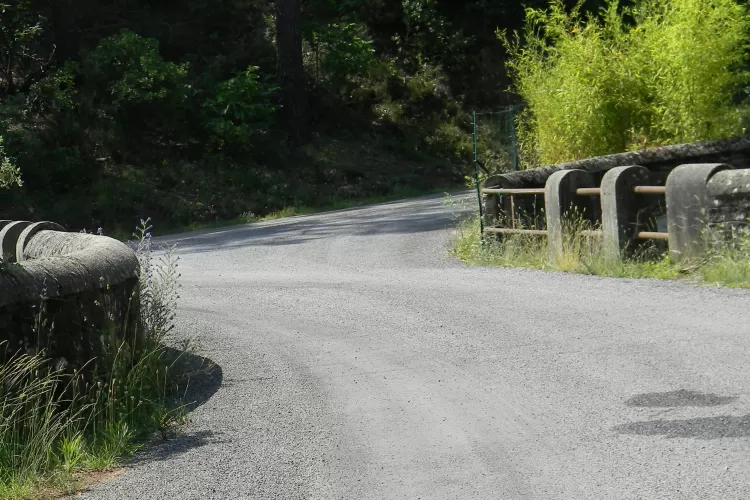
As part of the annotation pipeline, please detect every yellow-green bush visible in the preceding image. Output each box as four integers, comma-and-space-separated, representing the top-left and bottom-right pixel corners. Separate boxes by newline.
503, 0, 750, 166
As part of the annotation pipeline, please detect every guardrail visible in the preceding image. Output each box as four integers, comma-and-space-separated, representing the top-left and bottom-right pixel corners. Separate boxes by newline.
0, 221, 140, 378
482, 163, 750, 262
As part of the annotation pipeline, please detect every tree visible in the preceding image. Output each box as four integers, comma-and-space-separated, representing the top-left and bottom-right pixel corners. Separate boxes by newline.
275, 0, 310, 143
0, 137, 21, 188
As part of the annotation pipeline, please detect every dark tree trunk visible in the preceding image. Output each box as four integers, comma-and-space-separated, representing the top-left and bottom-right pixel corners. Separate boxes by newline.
275, 0, 309, 144
51, 0, 79, 62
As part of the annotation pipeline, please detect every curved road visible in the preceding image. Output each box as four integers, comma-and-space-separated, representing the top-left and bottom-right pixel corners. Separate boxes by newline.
85, 193, 750, 499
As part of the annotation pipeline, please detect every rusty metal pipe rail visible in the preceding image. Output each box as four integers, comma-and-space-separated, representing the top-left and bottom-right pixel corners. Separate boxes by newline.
574, 186, 665, 196
633, 186, 666, 195
579, 230, 603, 238
484, 228, 547, 236
575, 187, 601, 196
481, 188, 546, 195
637, 231, 669, 240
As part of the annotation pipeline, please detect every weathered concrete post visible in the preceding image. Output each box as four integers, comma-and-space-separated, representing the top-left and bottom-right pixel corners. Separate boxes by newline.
482, 175, 504, 232
600, 165, 652, 260
665, 163, 733, 262
545, 169, 595, 259
705, 168, 750, 232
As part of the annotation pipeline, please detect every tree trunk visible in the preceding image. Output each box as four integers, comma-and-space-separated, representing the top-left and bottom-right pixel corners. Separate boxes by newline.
275, 0, 309, 144
51, 0, 79, 62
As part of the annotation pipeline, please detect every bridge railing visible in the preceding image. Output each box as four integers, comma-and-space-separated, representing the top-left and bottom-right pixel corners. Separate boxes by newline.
0, 221, 141, 378
482, 162, 750, 262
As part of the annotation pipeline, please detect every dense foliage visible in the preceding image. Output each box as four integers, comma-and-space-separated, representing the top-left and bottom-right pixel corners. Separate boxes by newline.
0, 0, 592, 231
1, 0, 747, 230
505, 0, 750, 165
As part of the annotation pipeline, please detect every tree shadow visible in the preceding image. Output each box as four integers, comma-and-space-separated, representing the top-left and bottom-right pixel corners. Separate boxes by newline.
160, 191, 473, 255
163, 346, 224, 413
126, 347, 226, 464
625, 389, 738, 408
613, 414, 750, 439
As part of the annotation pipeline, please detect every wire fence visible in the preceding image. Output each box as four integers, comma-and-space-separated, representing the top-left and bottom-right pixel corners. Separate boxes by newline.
471, 105, 523, 232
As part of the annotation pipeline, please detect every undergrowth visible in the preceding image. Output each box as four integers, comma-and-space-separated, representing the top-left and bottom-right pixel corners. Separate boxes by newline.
451, 207, 750, 288
0, 219, 187, 499
504, 0, 750, 166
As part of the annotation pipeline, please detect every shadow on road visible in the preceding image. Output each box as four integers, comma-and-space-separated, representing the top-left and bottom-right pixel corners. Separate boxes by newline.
613, 414, 750, 439
625, 389, 738, 408
127, 347, 226, 464
165, 346, 224, 412
163, 193, 471, 255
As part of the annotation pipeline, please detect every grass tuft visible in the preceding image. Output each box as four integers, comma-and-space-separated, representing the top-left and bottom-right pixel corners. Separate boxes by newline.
451, 210, 750, 288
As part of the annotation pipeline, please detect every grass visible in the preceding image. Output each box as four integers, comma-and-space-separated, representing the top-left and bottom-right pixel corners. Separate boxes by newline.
0, 220, 190, 499
450, 210, 750, 289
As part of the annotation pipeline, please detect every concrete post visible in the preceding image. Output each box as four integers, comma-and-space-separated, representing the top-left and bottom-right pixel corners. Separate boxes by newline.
545, 169, 595, 259
705, 168, 750, 233
665, 163, 733, 262
600, 165, 651, 260
482, 175, 505, 232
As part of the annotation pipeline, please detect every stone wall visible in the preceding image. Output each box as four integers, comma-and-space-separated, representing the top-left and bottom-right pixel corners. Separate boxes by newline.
0, 222, 140, 379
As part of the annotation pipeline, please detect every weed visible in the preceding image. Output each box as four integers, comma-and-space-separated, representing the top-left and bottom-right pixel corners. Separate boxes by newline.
451, 208, 750, 288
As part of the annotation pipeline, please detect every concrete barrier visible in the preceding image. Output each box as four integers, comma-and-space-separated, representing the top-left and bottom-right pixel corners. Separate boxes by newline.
600, 166, 653, 259
0, 222, 140, 378
665, 164, 734, 262
485, 162, 750, 264
706, 168, 750, 229
545, 169, 596, 259
483, 136, 750, 231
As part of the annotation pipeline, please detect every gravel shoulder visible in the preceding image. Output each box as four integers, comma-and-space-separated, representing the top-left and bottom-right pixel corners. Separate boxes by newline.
82, 192, 750, 500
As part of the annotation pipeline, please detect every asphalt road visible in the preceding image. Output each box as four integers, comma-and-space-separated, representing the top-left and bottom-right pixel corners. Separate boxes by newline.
83, 192, 750, 499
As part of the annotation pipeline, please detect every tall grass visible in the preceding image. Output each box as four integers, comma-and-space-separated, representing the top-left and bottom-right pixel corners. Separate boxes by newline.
0, 219, 184, 498
452, 213, 750, 288
503, 0, 750, 167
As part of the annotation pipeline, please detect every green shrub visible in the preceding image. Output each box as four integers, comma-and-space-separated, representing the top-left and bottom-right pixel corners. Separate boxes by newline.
0, 137, 21, 189
308, 22, 375, 89
504, 0, 750, 166
81, 30, 190, 114
203, 66, 277, 149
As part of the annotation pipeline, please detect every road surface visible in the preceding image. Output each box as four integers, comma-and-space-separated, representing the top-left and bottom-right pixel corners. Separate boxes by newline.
84, 192, 750, 499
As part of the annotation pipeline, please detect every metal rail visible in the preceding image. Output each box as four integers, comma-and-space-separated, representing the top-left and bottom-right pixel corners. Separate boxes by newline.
481, 188, 546, 195
575, 186, 665, 196
637, 231, 669, 240
484, 228, 547, 236
579, 230, 603, 238
482, 184, 668, 240
633, 186, 666, 195
576, 188, 601, 196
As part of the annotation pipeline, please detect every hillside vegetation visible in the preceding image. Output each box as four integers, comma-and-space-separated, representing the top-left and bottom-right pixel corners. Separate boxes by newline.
0, 0, 587, 232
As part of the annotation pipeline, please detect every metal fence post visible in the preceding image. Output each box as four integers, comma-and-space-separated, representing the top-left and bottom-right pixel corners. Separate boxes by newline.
472, 111, 485, 234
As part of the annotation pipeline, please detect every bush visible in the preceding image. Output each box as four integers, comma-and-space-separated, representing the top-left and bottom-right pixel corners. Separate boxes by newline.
504, 0, 750, 166
0, 137, 21, 189
203, 66, 277, 149
81, 30, 190, 115
307, 22, 376, 90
